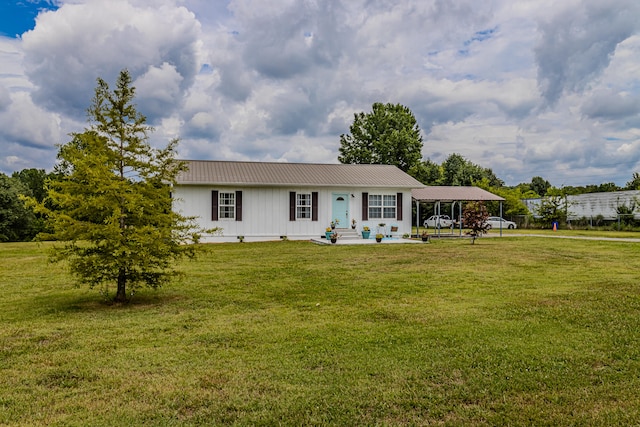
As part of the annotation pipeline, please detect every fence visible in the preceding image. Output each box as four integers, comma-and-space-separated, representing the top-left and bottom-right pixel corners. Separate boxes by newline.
511, 214, 639, 230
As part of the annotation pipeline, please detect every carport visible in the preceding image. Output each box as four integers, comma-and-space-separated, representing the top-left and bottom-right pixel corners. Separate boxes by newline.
412, 186, 506, 237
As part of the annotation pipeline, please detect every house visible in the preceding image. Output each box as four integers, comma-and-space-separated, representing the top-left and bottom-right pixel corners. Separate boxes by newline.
172, 160, 425, 242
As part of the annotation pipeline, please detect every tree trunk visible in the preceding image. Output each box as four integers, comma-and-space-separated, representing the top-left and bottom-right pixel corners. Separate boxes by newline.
115, 268, 127, 302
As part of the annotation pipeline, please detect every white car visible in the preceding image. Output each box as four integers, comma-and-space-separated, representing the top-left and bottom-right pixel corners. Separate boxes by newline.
424, 215, 453, 228
485, 216, 516, 230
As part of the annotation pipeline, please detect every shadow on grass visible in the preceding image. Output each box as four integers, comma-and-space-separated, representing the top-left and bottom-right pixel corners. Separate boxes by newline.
31, 288, 185, 318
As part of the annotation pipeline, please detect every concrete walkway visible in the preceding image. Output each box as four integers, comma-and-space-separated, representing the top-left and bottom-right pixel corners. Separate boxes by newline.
311, 237, 424, 245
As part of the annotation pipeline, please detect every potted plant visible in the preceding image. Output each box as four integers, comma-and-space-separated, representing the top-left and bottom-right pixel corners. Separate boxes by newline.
361, 226, 370, 239
375, 233, 383, 243
331, 219, 339, 229
351, 219, 357, 229
325, 227, 332, 240
330, 232, 339, 244
421, 231, 430, 242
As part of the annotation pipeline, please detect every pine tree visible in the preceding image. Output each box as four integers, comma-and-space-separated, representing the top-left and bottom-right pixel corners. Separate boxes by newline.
33, 70, 201, 302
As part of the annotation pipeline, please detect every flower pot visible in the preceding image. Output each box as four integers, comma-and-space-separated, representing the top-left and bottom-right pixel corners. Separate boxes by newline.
375, 237, 382, 243
325, 231, 332, 239
330, 238, 337, 244
361, 231, 370, 239
421, 236, 430, 242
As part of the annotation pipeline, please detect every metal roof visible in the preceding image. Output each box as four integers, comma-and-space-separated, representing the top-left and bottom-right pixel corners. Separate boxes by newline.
176, 160, 426, 188
412, 186, 504, 202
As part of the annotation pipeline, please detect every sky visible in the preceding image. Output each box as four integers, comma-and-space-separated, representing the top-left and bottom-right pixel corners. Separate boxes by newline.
0, 0, 639, 187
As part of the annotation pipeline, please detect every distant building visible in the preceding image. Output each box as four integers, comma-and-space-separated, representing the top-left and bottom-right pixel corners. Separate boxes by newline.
523, 190, 640, 220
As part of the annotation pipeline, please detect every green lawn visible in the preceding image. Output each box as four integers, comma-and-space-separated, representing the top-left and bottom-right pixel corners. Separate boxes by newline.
2, 237, 640, 425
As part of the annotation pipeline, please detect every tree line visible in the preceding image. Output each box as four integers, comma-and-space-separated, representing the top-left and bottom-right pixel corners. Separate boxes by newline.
0, 168, 54, 242
4, 102, 640, 242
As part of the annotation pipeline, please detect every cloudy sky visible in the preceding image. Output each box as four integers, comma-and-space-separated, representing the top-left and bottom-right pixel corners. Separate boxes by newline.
1, 0, 639, 187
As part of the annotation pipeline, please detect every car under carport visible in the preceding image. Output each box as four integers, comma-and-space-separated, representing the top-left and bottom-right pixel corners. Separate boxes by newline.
412, 186, 506, 237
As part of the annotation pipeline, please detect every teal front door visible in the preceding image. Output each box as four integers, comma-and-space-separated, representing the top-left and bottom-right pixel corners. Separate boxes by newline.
332, 193, 349, 228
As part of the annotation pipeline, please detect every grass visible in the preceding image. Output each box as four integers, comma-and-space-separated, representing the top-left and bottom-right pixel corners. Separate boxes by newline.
2, 237, 640, 425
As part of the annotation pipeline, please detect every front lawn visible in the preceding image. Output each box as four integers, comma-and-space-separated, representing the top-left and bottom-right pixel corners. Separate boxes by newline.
1, 238, 640, 425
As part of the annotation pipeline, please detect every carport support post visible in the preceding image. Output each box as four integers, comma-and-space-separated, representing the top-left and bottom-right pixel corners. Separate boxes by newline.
436, 201, 441, 237
499, 201, 503, 237
415, 199, 421, 237
459, 201, 462, 236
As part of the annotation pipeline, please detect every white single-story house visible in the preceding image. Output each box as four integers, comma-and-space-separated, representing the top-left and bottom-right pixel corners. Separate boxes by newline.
172, 160, 425, 243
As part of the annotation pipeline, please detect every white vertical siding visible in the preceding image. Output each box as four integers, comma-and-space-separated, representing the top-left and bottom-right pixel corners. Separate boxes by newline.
172, 185, 415, 242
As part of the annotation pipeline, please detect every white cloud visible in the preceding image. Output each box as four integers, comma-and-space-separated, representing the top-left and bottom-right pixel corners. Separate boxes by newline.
0, 91, 62, 172
534, 0, 640, 107
134, 62, 185, 120
21, 0, 200, 118
1, 0, 639, 188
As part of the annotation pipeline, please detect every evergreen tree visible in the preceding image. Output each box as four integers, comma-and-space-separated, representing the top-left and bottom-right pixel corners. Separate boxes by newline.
32, 70, 202, 302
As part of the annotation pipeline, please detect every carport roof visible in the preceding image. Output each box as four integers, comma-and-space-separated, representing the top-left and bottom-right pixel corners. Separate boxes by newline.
412, 186, 504, 202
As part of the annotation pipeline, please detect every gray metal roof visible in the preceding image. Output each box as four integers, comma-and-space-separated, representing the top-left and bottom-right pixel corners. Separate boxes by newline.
412, 186, 504, 202
176, 160, 426, 188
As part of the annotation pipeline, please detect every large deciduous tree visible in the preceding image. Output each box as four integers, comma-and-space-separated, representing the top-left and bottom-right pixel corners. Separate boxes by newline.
440, 153, 503, 187
408, 158, 442, 185
529, 176, 551, 197
625, 172, 640, 190
33, 70, 201, 303
338, 102, 423, 172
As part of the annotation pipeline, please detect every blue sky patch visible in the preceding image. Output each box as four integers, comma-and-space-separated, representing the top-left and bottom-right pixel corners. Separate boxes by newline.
458, 27, 498, 56
0, 0, 59, 38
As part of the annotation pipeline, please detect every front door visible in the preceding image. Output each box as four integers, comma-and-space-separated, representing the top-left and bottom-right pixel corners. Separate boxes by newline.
331, 193, 349, 228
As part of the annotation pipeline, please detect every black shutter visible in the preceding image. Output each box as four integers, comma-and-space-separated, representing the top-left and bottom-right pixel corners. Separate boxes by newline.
396, 192, 403, 220
211, 190, 219, 221
312, 192, 318, 221
235, 191, 242, 221
289, 192, 296, 221
362, 192, 368, 220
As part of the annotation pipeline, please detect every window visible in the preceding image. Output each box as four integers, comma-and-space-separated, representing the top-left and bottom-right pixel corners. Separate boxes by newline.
368, 195, 382, 219
290, 191, 318, 221
383, 195, 396, 218
368, 194, 396, 219
296, 193, 312, 219
219, 192, 235, 219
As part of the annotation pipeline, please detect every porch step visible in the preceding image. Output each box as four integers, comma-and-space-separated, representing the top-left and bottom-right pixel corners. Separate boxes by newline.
333, 228, 362, 240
